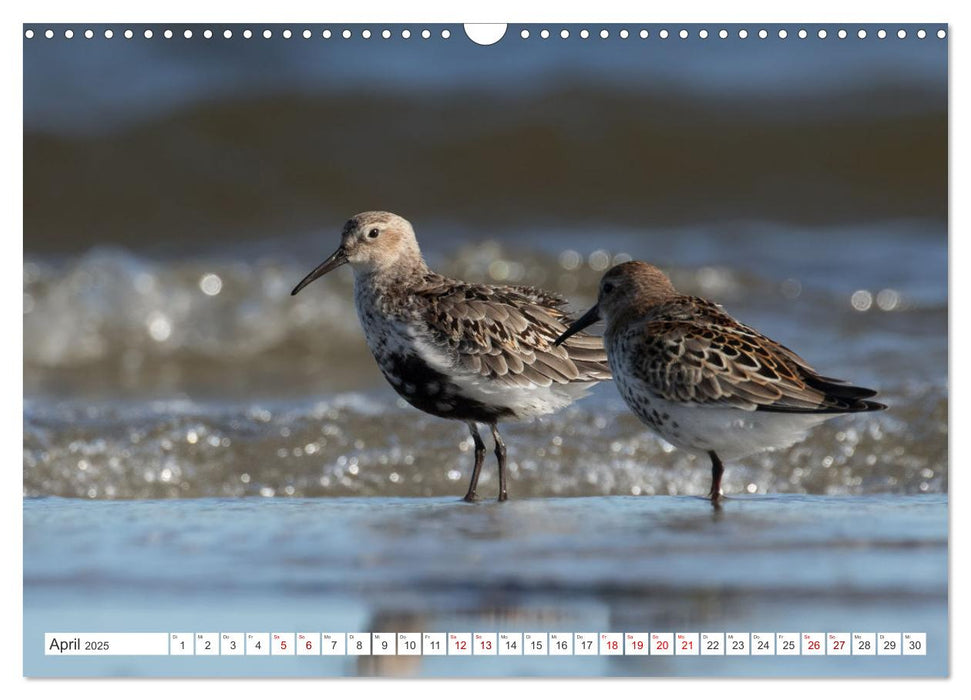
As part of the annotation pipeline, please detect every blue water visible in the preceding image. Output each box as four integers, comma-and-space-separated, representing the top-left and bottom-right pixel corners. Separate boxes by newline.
24, 495, 947, 677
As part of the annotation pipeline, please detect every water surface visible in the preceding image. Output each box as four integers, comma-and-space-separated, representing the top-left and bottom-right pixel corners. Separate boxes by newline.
23, 494, 948, 677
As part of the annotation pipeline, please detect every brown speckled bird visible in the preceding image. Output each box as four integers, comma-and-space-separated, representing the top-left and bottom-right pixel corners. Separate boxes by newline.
555, 261, 885, 505
292, 211, 610, 502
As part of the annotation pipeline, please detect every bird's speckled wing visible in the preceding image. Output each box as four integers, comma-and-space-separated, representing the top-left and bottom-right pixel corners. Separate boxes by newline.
621, 297, 882, 413
411, 276, 611, 389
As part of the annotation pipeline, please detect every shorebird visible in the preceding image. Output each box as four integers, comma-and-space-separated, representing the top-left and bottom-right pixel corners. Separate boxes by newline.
555, 261, 886, 505
291, 211, 611, 501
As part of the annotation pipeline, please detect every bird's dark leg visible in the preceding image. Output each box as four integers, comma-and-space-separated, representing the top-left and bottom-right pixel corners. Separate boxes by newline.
707, 450, 724, 506
463, 422, 486, 503
491, 423, 508, 502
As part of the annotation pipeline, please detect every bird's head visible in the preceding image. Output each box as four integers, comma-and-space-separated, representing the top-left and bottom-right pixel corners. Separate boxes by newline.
554, 261, 677, 345
291, 211, 424, 295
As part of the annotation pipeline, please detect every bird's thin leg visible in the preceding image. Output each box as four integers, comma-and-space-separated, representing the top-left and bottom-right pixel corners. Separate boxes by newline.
491, 423, 508, 502
463, 422, 486, 503
707, 450, 724, 506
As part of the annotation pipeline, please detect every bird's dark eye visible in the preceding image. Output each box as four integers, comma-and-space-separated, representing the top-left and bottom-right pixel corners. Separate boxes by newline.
602, 282, 615, 294
368, 228, 380, 239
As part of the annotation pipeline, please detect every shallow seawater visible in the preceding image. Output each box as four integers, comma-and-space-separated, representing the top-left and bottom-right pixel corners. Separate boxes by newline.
23, 494, 947, 677
22, 388, 945, 501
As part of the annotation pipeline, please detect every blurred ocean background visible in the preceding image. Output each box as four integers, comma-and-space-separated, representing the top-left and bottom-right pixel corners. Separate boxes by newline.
23, 24, 947, 677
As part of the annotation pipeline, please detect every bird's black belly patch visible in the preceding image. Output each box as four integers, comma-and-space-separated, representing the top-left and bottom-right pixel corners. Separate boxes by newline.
380, 353, 514, 423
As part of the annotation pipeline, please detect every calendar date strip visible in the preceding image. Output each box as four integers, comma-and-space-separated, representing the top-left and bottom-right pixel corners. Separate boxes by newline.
45, 632, 927, 656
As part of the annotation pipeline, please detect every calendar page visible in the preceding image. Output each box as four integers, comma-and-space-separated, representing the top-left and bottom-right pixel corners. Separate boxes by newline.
22, 16, 947, 679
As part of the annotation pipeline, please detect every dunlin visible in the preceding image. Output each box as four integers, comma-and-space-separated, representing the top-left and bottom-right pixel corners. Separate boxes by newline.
555, 261, 886, 505
291, 211, 611, 501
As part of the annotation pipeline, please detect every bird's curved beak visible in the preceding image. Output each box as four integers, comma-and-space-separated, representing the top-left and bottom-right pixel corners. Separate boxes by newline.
553, 304, 601, 346
290, 246, 349, 296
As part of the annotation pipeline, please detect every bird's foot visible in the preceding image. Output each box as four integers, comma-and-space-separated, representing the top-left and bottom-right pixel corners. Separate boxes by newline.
708, 490, 723, 508
497, 491, 508, 503
463, 492, 479, 503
